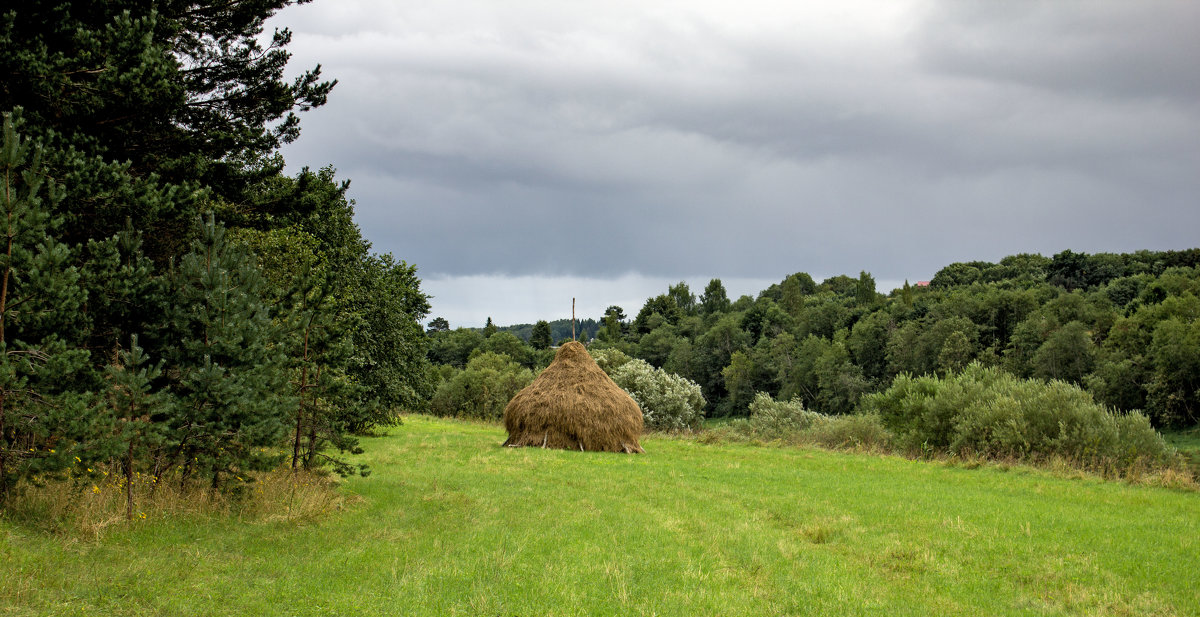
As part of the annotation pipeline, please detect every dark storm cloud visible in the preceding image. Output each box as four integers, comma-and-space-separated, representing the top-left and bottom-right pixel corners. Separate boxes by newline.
275, 0, 1200, 292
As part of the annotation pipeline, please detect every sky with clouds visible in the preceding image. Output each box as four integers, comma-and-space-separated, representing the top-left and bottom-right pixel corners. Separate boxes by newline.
271, 0, 1200, 327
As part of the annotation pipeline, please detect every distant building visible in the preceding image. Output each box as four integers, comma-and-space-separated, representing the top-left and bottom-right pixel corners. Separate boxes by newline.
916, 281, 931, 287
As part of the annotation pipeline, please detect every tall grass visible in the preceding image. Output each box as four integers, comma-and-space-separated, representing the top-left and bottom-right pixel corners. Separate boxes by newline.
2, 462, 349, 539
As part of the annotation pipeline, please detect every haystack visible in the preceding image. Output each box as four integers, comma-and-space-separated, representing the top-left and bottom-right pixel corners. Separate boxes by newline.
503, 341, 644, 453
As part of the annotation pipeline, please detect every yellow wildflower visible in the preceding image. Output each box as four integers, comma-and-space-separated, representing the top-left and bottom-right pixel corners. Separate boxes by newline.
92, 485, 100, 494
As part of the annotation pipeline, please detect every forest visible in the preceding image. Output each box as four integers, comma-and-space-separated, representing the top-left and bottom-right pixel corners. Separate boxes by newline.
0, 1, 431, 510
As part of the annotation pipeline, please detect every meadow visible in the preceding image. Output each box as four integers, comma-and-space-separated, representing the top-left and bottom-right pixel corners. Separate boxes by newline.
2, 416, 1197, 616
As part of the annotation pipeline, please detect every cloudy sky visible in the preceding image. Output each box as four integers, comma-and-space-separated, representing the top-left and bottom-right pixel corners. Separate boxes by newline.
271, 0, 1200, 327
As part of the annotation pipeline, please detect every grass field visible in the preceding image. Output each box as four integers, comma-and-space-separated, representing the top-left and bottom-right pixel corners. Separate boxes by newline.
3, 416, 1198, 616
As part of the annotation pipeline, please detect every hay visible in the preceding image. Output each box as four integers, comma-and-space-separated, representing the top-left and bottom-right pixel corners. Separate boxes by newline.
503, 341, 644, 453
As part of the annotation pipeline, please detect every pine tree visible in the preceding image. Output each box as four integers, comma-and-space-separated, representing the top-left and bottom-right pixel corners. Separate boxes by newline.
102, 335, 171, 519
0, 114, 90, 501
530, 320, 553, 350
160, 216, 291, 491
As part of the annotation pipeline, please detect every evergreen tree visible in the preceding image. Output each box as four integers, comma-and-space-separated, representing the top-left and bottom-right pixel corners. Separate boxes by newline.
530, 320, 553, 350
101, 335, 171, 519
0, 115, 91, 501
1, 2, 334, 198
160, 216, 290, 491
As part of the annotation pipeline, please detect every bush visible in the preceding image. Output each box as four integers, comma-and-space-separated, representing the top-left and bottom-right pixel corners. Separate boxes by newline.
589, 347, 634, 375
712, 392, 891, 450
610, 358, 705, 431
805, 414, 892, 451
747, 392, 822, 436
861, 363, 1175, 471
429, 352, 534, 421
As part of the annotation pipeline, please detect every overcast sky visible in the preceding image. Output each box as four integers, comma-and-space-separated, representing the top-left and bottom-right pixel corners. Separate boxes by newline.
272, 0, 1200, 327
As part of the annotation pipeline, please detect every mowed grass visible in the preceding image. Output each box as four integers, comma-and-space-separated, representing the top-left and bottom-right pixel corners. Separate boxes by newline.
3, 416, 1198, 616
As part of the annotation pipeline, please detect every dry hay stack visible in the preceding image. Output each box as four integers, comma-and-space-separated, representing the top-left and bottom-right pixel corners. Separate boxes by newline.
503, 341, 644, 453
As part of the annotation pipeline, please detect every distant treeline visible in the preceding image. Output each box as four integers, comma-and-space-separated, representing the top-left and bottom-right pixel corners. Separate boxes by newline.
426, 249, 1200, 428
493, 319, 600, 344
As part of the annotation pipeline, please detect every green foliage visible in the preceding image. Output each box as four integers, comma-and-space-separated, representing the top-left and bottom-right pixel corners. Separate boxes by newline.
0, 115, 91, 501
99, 335, 171, 519
161, 217, 291, 488
700, 278, 731, 315
862, 363, 1175, 472
610, 359, 705, 431
0, 1, 334, 205
530, 320, 552, 350
429, 352, 533, 421
746, 392, 822, 435
428, 328, 486, 368
477, 332, 532, 368
589, 347, 634, 375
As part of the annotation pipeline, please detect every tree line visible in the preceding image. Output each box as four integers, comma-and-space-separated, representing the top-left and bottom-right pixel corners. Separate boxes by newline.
0, 1, 430, 512
427, 250, 1200, 429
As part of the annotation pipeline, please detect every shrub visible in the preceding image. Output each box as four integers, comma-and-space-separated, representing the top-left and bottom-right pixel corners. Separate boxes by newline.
746, 392, 822, 436
861, 363, 1175, 471
429, 352, 533, 421
713, 393, 892, 450
805, 414, 892, 451
610, 358, 705, 431
589, 347, 634, 375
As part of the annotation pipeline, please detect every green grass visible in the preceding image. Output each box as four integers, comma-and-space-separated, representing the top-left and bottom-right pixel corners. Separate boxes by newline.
3, 416, 1198, 616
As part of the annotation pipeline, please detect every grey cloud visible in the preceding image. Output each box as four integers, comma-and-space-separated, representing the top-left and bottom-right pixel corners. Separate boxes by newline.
276, 0, 1200, 291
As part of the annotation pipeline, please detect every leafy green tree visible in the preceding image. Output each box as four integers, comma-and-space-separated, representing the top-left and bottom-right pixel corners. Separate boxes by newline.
721, 351, 757, 416
429, 352, 533, 420
693, 314, 752, 411
428, 328, 486, 368
813, 337, 868, 415
637, 325, 680, 368
780, 273, 813, 316
633, 294, 681, 334
667, 281, 697, 315
930, 262, 986, 289
700, 279, 731, 315
341, 254, 431, 429
427, 317, 450, 333
740, 299, 792, 343
483, 317, 497, 338
820, 275, 858, 297
479, 332, 532, 368
848, 310, 891, 382
1146, 317, 1200, 426
530, 320, 552, 350
937, 330, 975, 375
855, 271, 877, 307
1031, 321, 1095, 384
